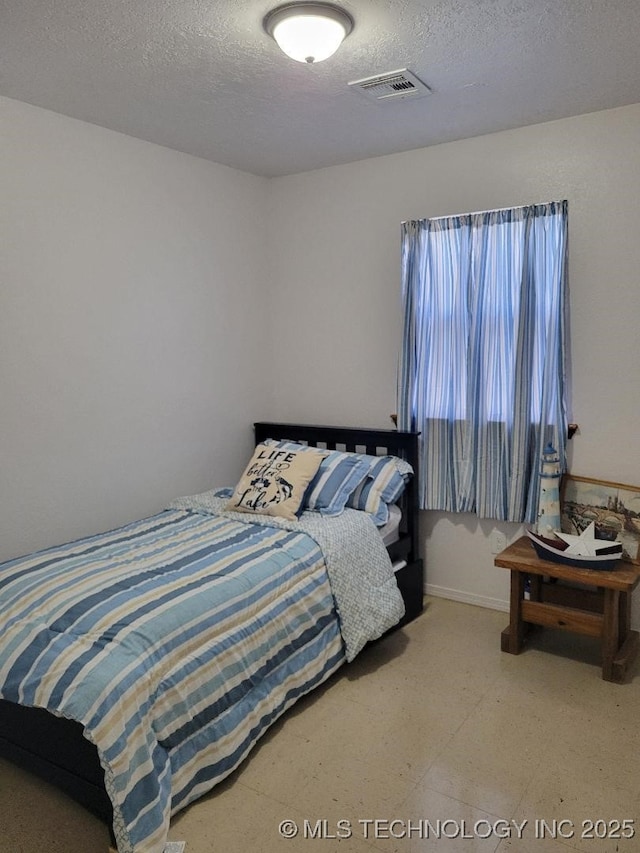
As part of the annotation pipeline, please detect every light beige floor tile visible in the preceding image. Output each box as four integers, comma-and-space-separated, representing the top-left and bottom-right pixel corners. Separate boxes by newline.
0, 757, 110, 853
232, 724, 320, 805
542, 663, 640, 720
171, 780, 378, 852
170, 777, 262, 850
338, 656, 485, 731
368, 783, 505, 853
534, 708, 640, 789
358, 711, 455, 783
512, 758, 640, 853
282, 695, 399, 764
419, 754, 533, 818
389, 599, 505, 660
277, 675, 355, 737
418, 686, 551, 815
354, 601, 506, 706
287, 750, 416, 819
281, 641, 465, 784
236, 712, 418, 817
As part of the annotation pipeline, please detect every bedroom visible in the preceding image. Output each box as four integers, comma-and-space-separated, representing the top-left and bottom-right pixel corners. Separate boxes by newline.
1, 1, 640, 851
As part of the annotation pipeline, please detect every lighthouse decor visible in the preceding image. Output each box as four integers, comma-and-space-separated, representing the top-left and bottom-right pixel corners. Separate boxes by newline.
529, 444, 624, 570
536, 443, 561, 537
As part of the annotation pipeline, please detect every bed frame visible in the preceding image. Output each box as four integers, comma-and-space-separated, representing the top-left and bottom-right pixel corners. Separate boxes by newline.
0, 422, 423, 841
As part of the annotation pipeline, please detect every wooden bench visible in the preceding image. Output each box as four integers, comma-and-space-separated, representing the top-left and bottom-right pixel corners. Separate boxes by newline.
495, 536, 640, 682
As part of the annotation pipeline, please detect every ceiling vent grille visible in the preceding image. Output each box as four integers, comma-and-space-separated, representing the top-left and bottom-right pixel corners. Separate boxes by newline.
348, 69, 431, 103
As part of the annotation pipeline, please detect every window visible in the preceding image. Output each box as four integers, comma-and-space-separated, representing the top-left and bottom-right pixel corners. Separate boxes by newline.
397, 201, 568, 522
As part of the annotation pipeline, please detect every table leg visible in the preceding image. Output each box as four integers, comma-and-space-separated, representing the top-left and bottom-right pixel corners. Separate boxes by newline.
501, 569, 526, 654
602, 588, 620, 682
619, 590, 632, 644
610, 590, 640, 683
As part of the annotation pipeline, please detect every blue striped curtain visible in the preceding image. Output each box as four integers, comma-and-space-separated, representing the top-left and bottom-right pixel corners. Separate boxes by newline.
398, 201, 568, 522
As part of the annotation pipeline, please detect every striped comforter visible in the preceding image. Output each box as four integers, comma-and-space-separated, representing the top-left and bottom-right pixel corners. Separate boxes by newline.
0, 497, 403, 853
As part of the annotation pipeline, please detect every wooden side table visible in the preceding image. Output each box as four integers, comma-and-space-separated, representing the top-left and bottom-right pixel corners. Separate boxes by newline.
495, 536, 640, 683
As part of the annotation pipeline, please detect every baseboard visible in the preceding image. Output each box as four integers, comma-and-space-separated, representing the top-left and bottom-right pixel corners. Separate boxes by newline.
425, 583, 509, 614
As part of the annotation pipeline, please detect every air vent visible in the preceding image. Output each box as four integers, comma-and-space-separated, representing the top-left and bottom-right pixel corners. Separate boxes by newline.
348, 69, 431, 103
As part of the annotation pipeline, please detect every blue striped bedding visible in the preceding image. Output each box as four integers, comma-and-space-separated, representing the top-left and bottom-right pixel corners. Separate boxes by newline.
0, 497, 403, 853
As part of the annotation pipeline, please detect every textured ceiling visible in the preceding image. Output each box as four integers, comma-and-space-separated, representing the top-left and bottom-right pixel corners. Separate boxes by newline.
1, 0, 639, 177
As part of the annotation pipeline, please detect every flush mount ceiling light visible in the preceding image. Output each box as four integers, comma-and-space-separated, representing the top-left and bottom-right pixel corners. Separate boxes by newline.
264, 2, 354, 64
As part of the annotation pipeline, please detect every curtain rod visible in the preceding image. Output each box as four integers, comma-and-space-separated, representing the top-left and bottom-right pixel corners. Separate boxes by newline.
401, 199, 566, 225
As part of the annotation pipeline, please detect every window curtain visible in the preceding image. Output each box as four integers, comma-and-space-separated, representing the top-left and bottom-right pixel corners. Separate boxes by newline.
397, 200, 568, 523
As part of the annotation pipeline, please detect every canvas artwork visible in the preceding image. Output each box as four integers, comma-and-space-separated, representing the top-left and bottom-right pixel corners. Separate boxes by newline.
561, 475, 640, 565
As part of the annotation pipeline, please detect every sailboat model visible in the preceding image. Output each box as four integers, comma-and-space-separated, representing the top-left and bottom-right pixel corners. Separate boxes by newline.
527, 522, 623, 571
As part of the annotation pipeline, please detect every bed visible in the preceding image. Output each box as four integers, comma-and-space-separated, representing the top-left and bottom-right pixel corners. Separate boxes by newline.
0, 422, 422, 853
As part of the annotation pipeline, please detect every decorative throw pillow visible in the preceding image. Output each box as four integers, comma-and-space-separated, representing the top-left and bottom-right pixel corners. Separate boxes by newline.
226, 443, 324, 521
347, 455, 414, 526
264, 439, 370, 516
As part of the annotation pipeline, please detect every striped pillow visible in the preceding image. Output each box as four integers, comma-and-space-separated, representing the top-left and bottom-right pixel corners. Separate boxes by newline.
264, 440, 370, 517
346, 455, 413, 526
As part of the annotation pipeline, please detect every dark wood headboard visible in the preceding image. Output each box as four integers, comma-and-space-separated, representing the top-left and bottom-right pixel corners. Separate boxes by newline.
254, 422, 421, 565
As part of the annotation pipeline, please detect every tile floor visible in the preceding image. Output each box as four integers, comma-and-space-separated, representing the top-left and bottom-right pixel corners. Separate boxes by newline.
2, 596, 640, 853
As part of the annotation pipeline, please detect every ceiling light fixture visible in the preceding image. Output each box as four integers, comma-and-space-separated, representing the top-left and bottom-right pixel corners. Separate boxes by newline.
264, 2, 354, 64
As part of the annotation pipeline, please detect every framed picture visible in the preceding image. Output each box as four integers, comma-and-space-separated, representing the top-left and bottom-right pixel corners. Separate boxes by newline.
560, 475, 640, 565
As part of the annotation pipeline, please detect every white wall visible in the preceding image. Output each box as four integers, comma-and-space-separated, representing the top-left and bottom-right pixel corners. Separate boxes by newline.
0, 96, 270, 561
266, 104, 640, 619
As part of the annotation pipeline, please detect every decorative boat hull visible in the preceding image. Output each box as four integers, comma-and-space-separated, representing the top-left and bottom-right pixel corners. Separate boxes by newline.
526, 529, 623, 571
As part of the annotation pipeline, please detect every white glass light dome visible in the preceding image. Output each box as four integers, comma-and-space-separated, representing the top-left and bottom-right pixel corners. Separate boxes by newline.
264, 3, 354, 64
